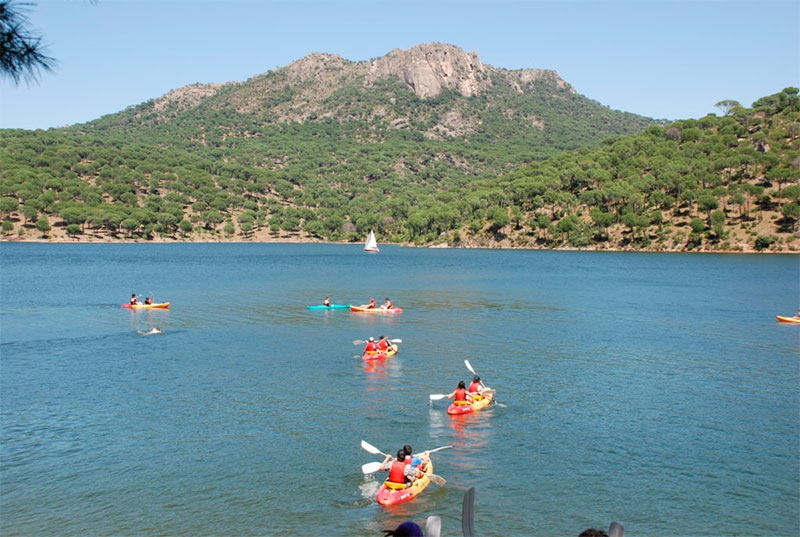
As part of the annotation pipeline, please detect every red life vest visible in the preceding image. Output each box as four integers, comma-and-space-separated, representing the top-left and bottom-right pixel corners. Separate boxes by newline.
468, 381, 481, 393
455, 387, 468, 402
388, 460, 406, 484
365, 341, 379, 352
378, 339, 390, 351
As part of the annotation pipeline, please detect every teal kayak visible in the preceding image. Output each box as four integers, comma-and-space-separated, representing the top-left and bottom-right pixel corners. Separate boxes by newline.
306, 304, 351, 310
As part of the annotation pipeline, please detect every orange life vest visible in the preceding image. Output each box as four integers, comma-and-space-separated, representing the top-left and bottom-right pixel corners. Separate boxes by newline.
388, 460, 406, 484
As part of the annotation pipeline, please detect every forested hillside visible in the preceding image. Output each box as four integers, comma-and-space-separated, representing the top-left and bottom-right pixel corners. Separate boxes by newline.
0, 43, 797, 252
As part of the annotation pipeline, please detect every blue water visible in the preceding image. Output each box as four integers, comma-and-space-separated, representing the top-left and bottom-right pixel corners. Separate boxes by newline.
1, 243, 798, 536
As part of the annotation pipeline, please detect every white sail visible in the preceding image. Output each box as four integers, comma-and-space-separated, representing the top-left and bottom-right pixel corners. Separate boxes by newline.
364, 230, 379, 252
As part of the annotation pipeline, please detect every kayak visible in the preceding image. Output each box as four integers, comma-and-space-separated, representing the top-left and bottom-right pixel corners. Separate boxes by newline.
447, 392, 494, 415
362, 344, 399, 361
776, 315, 800, 324
350, 305, 403, 314
376, 459, 434, 506
122, 302, 170, 309
306, 304, 351, 310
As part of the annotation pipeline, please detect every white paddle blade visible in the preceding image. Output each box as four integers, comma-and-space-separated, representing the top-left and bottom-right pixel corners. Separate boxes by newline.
361, 461, 383, 474
390, 338, 403, 343
360, 440, 385, 456
353, 340, 365, 345
608, 522, 625, 537
425, 445, 453, 454
428, 473, 446, 486
429, 394, 447, 401
481, 389, 496, 396
464, 359, 476, 375
425, 516, 442, 537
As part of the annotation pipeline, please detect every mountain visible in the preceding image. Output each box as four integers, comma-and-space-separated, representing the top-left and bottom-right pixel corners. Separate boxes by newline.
97, 42, 653, 151
0, 44, 797, 252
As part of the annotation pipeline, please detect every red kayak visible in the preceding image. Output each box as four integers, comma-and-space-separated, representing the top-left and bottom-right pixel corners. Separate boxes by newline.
376, 459, 435, 506
446, 392, 494, 415
362, 344, 399, 361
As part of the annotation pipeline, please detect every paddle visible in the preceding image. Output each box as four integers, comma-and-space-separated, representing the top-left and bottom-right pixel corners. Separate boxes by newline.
464, 360, 501, 406
608, 521, 625, 537
363, 440, 453, 456
425, 515, 442, 537
353, 338, 403, 345
430, 390, 494, 402
361, 461, 384, 474
464, 360, 486, 389
360, 440, 390, 457
462, 486, 476, 537
361, 461, 447, 486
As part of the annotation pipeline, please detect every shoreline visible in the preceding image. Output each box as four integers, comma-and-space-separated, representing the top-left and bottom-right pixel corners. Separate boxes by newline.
2, 235, 797, 254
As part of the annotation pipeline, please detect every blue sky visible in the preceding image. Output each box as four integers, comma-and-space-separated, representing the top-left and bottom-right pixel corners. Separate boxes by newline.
0, 0, 798, 130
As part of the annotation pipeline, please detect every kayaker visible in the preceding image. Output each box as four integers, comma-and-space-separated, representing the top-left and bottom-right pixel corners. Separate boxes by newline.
363, 337, 379, 353
129, 293, 138, 305
144, 297, 152, 305
377, 335, 391, 352
403, 444, 428, 471
382, 297, 393, 309
367, 298, 377, 309
468, 375, 484, 398
380, 449, 422, 486
322, 296, 331, 306
446, 380, 473, 405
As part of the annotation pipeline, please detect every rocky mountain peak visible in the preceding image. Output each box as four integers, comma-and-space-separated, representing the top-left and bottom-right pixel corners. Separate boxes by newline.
366, 43, 487, 98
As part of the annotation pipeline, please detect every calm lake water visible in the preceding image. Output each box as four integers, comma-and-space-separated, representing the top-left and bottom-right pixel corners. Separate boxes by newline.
1, 243, 798, 537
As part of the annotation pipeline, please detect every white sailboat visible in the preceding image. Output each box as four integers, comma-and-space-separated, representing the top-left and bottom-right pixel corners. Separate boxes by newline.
364, 230, 379, 253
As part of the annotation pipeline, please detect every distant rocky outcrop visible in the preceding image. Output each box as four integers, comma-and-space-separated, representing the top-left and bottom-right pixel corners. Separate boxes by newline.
134, 43, 578, 125
365, 43, 569, 99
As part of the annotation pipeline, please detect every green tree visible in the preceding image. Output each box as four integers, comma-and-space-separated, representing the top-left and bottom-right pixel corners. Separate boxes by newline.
35, 216, 50, 235
179, 219, 193, 235
0, 196, 19, 216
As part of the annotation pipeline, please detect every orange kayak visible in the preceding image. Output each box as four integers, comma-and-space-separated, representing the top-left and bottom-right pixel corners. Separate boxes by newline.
350, 305, 403, 314
776, 315, 800, 324
122, 302, 171, 309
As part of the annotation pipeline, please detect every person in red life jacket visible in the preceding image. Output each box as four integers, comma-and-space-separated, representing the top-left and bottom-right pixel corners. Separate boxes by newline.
377, 335, 391, 352
382, 297, 393, 309
468, 375, 484, 401
144, 297, 153, 305
363, 337, 379, 355
129, 293, 139, 305
446, 380, 473, 405
380, 449, 422, 486
367, 298, 376, 309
